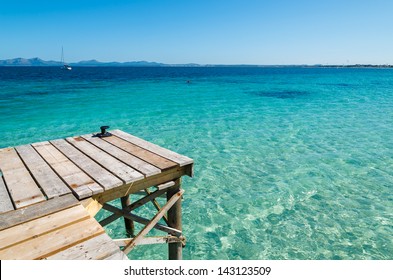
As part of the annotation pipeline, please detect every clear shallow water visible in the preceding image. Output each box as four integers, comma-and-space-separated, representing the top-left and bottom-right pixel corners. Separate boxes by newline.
0, 67, 392, 259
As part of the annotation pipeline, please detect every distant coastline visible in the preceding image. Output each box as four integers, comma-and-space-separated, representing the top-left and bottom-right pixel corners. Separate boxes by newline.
0, 57, 392, 68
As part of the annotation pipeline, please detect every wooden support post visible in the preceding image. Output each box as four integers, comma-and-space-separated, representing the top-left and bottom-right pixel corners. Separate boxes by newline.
167, 178, 182, 260
121, 195, 134, 236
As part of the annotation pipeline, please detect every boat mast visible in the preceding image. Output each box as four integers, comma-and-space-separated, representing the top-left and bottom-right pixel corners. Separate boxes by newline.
61, 46, 64, 64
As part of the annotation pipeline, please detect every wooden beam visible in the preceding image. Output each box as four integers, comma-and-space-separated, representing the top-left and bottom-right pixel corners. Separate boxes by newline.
114, 235, 184, 246
99, 187, 169, 227
80, 197, 103, 217
122, 189, 184, 254
94, 166, 188, 204
167, 178, 183, 260
102, 203, 181, 237
121, 195, 134, 236
145, 188, 169, 225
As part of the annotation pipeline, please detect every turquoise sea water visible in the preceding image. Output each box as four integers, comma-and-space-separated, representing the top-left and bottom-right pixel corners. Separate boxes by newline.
0, 67, 392, 259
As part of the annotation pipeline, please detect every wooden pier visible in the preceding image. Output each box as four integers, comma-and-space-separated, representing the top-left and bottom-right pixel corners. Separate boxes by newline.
0, 129, 193, 260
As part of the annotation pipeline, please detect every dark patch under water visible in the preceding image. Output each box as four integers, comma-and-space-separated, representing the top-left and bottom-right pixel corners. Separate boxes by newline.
249, 90, 310, 99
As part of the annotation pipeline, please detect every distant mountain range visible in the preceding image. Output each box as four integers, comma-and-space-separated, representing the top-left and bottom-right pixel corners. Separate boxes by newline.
0, 57, 200, 67
0, 57, 392, 68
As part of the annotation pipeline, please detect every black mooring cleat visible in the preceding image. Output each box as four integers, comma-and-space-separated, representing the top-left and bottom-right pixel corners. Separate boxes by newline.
94, 125, 112, 138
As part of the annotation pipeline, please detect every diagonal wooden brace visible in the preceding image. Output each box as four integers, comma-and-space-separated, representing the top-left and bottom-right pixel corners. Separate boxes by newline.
102, 203, 181, 236
122, 188, 184, 254
145, 188, 169, 225
99, 186, 169, 227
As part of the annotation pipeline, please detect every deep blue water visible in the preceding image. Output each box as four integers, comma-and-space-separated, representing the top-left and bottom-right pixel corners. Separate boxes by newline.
0, 66, 392, 259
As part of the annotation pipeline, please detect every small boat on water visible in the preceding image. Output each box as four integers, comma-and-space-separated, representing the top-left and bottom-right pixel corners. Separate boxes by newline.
61, 47, 72, 71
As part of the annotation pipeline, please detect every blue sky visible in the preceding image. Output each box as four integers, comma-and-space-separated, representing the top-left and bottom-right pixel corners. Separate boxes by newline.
1, 0, 392, 64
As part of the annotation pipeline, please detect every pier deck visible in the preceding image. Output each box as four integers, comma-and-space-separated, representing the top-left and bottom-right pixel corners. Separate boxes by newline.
0, 129, 193, 260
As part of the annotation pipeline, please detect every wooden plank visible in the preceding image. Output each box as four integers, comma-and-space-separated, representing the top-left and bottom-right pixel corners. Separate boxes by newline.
123, 189, 184, 254
50, 139, 123, 190
0, 193, 78, 231
114, 236, 183, 246
156, 181, 175, 190
33, 141, 103, 199
111, 129, 193, 166
104, 135, 177, 170
82, 134, 161, 177
80, 197, 103, 217
15, 145, 71, 198
0, 217, 105, 260
0, 148, 45, 208
94, 166, 189, 204
0, 205, 89, 250
46, 233, 126, 260
66, 137, 144, 184
0, 175, 14, 213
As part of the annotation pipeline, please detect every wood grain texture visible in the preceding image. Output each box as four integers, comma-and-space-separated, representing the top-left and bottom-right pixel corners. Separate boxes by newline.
66, 136, 144, 184
0, 176, 14, 213
82, 134, 161, 177
0, 205, 89, 250
0, 217, 105, 260
33, 141, 103, 199
50, 139, 123, 190
0, 194, 79, 231
0, 148, 45, 208
104, 135, 177, 170
16, 145, 71, 198
111, 129, 193, 166
45, 233, 127, 260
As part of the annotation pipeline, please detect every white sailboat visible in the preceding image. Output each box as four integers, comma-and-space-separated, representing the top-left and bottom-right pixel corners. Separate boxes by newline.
61, 47, 72, 70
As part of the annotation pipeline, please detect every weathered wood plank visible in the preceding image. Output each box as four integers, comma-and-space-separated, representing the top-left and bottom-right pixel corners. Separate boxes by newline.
0, 193, 79, 231
111, 129, 194, 166
0, 176, 14, 213
46, 233, 127, 260
0, 217, 105, 260
114, 236, 183, 246
15, 145, 71, 198
82, 134, 161, 177
104, 135, 177, 170
33, 141, 103, 199
50, 139, 123, 190
80, 197, 103, 217
66, 136, 144, 184
0, 148, 45, 208
0, 205, 89, 250
94, 166, 189, 204
123, 189, 184, 254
